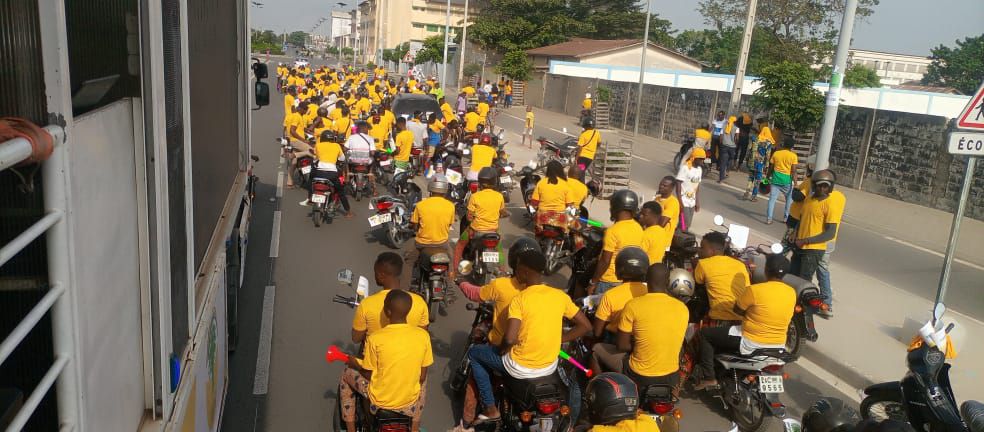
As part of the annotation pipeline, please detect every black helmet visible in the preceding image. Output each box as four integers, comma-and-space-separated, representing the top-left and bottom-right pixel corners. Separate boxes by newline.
478, 167, 498, 186
802, 398, 861, 432
582, 117, 595, 128
585, 372, 639, 425
508, 236, 541, 271
614, 246, 649, 281
609, 189, 640, 218
319, 130, 338, 143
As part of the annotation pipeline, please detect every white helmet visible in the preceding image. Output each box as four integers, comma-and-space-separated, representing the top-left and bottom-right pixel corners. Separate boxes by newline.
668, 268, 695, 299
585, 93, 592, 99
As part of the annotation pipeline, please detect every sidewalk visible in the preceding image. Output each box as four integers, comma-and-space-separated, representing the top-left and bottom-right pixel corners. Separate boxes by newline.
496, 105, 984, 403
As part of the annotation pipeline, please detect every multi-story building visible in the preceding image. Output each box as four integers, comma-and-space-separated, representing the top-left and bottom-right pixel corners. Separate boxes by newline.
330, 10, 355, 49
847, 49, 932, 87
357, 0, 481, 63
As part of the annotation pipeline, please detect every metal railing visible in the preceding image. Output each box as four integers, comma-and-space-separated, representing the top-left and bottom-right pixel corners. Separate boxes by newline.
0, 125, 76, 432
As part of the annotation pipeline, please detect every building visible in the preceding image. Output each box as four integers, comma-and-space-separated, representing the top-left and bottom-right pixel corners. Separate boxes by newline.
331, 10, 356, 50
357, 0, 481, 63
526, 38, 702, 73
847, 49, 932, 87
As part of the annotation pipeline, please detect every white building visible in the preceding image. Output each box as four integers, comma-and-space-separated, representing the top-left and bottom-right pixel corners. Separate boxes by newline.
331, 10, 356, 49
847, 49, 932, 87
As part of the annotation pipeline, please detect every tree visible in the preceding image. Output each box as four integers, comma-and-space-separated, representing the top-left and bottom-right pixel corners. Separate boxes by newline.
413, 35, 447, 64
923, 34, 984, 95
250, 29, 284, 54
287, 31, 309, 47
495, 49, 533, 81
567, 0, 675, 45
751, 61, 824, 132
843, 64, 882, 88
383, 42, 411, 64
463, 63, 483, 78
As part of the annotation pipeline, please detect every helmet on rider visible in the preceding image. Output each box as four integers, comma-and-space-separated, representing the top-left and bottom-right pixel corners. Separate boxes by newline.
811, 169, 836, 189
609, 189, 640, 220
667, 268, 696, 299
428, 176, 450, 196
582, 117, 595, 129
319, 130, 338, 143
507, 236, 541, 272
614, 246, 649, 282
801, 398, 861, 432
584, 372, 639, 425
478, 167, 498, 187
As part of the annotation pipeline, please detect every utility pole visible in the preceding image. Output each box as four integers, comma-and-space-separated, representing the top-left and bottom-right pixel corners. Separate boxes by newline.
729, 0, 758, 114
632, 0, 652, 135
440, 0, 451, 91
456, 0, 470, 88
815, 0, 860, 171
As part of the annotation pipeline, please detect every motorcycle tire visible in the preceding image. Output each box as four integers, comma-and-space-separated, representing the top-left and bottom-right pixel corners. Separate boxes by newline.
730, 397, 775, 432
860, 394, 909, 423
429, 300, 439, 323
786, 319, 804, 358
355, 188, 362, 202
387, 223, 407, 249
544, 242, 563, 276
312, 209, 321, 227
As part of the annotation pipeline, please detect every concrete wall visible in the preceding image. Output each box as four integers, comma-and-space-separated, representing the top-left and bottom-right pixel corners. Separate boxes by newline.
538, 74, 984, 220
584, 46, 701, 72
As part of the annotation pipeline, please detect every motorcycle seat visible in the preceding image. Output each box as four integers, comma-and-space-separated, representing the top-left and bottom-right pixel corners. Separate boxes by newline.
419, 248, 450, 267
962, 400, 984, 432
312, 182, 332, 193
374, 408, 411, 420
503, 373, 565, 409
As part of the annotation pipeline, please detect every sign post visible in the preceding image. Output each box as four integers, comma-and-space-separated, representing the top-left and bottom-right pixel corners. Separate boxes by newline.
934, 80, 984, 309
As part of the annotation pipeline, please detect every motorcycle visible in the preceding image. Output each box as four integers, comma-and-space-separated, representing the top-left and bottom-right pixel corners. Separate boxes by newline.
565, 222, 605, 298
704, 347, 795, 432
309, 174, 345, 227
535, 209, 574, 276
860, 304, 966, 432
449, 302, 494, 394
346, 153, 374, 202
665, 230, 700, 272
536, 136, 579, 169
637, 383, 682, 432
277, 137, 315, 188
410, 247, 452, 323
479, 372, 574, 432
373, 151, 395, 186
387, 170, 422, 208
517, 163, 542, 224
368, 194, 414, 249
458, 233, 503, 286
410, 146, 425, 175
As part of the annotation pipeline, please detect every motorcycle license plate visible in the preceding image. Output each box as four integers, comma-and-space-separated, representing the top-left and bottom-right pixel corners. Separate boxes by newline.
445, 170, 463, 185
311, 194, 327, 204
499, 176, 512, 184
458, 143, 467, 150
503, 165, 513, 172
379, 159, 392, 166
300, 166, 312, 175
758, 375, 784, 393
538, 417, 554, 431
482, 251, 499, 263
367, 212, 392, 227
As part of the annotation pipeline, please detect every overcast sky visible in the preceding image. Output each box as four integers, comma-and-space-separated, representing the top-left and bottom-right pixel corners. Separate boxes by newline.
251, 0, 984, 56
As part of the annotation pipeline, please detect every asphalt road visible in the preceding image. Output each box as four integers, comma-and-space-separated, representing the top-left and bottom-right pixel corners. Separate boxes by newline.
221, 67, 854, 431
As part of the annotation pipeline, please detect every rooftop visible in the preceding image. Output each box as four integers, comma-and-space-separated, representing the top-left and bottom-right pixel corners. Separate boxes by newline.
525, 37, 702, 66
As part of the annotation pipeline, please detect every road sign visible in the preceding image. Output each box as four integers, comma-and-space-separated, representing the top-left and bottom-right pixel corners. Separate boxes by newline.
948, 132, 984, 156
955, 81, 984, 130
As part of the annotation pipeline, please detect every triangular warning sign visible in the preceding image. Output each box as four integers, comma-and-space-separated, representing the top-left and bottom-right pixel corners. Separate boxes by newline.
956, 81, 984, 131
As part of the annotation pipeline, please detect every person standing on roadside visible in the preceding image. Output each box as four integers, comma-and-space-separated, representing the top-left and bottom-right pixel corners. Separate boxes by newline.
654, 176, 681, 233
766, 139, 798, 224
743, 135, 772, 202
718, 115, 738, 183
791, 170, 845, 317
676, 148, 705, 232
576, 118, 600, 171
736, 112, 754, 167
710, 111, 726, 171
522, 105, 535, 148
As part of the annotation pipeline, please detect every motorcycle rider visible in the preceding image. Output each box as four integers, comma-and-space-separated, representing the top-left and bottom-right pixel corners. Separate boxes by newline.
284, 101, 315, 189
590, 190, 644, 295
577, 117, 601, 171
455, 167, 507, 265
467, 247, 592, 422
580, 372, 660, 432
567, 165, 590, 217
333, 105, 354, 140
463, 106, 482, 134
653, 176, 681, 232
305, 131, 353, 217
393, 116, 415, 172
530, 160, 574, 232
410, 177, 457, 271
467, 134, 497, 182
695, 254, 795, 390
351, 252, 430, 344
639, 201, 672, 265
367, 109, 391, 152
477, 97, 491, 129
692, 231, 749, 321
590, 247, 649, 373
344, 120, 377, 196
339, 289, 432, 432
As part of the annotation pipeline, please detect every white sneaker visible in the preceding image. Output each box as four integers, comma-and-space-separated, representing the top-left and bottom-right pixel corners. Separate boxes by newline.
299, 199, 310, 206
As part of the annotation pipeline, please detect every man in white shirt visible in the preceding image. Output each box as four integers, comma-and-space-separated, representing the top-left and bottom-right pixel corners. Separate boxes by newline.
346, 121, 378, 195
407, 111, 428, 149
675, 147, 705, 232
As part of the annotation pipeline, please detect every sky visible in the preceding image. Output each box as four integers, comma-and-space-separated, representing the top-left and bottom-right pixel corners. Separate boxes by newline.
251, 0, 984, 56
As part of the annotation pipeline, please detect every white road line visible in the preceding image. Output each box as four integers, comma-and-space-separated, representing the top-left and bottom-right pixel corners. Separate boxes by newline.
884, 236, 984, 271
276, 172, 284, 198
549, 127, 575, 137
252, 285, 276, 395
632, 154, 652, 162
269, 211, 281, 258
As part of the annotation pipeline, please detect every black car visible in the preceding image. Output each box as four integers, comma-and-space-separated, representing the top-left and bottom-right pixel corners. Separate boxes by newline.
391, 94, 440, 119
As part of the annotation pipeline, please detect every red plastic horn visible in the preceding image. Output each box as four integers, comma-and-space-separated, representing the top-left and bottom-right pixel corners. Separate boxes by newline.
325, 345, 350, 363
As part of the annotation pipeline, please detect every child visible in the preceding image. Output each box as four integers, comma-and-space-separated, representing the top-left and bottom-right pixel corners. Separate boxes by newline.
743, 135, 772, 202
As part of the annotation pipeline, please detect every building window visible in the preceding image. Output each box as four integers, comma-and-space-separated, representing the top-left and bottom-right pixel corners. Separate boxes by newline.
412, 6, 426, 11
412, 23, 424, 28
426, 24, 440, 32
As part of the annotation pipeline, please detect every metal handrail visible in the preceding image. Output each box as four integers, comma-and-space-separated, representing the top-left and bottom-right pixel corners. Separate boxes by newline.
0, 211, 64, 267
4, 356, 68, 432
0, 283, 65, 366
0, 125, 63, 172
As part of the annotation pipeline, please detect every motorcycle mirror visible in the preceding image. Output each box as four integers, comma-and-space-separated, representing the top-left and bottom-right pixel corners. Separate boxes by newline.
356, 276, 370, 299
457, 260, 474, 276
713, 214, 725, 226
337, 269, 353, 286
770, 243, 784, 254
781, 418, 802, 432
933, 303, 946, 323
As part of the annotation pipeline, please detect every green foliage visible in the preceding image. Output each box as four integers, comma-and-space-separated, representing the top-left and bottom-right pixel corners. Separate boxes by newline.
341, 47, 354, 56
596, 85, 611, 103
463, 63, 483, 78
843, 64, 882, 88
250, 29, 284, 54
327, 46, 340, 55
751, 61, 824, 132
366, 61, 376, 70
287, 31, 309, 47
922, 34, 984, 95
495, 50, 533, 81
414, 35, 448, 64
383, 42, 411, 64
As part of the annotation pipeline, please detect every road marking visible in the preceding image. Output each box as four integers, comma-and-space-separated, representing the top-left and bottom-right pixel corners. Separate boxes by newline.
549, 127, 575, 137
252, 285, 276, 395
269, 211, 281, 258
276, 172, 284, 198
632, 154, 652, 162
883, 236, 984, 271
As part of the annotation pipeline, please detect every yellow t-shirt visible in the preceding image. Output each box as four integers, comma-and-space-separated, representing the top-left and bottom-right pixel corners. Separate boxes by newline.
284, 112, 304, 135
467, 188, 504, 232
736, 281, 796, 345
394, 130, 414, 162
507, 284, 580, 369
788, 181, 812, 221
532, 178, 573, 212
525, 111, 535, 129
470, 145, 496, 172
329, 107, 344, 121
655, 194, 680, 233
464, 112, 481, 133
351, 289, 429, 335
410, 197, 456, 245
477, 102, 490, 121
582, 99, 592, 110
441, 103, 456, 122
694, 255, 750, 321
354, 98, 372, 116
479, 277, 521, 346
796, 192, 846, 250
326, 82, 341, 95
640, 225, 672, 265
505, 84, 512, 95
362, 323, 433, 410
770, 149, 798, 175
567, 178, 589, 208
695, 128, 712, 142
758, 126, 775, 144
368, 117, 389, 150
618, 292, 689, 377
578, 129, 601, 160
462, 86, 476, 96
283, 94, 296, 117
591, 415, 660, 432
429, 119, 445, 134
333, 116, 353, 140
595, 282, 647, 333
315, 141, 344, 165
601, 219, 644, 283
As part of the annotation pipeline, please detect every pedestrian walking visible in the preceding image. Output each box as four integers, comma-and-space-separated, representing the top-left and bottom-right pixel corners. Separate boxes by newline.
676, 148, 705, 232
766, 139, 798, 224
742, 135, 772, 202
736, 112, 754, 167
710, 111, 726, 170
522, 105, 535, 148
717, 116, 738, 183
